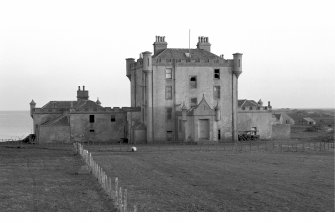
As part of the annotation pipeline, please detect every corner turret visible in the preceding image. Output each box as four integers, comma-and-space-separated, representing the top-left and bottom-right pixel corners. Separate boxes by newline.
96, 98, 101, 106
142, 51, 152, 72
232, 53, 243, 77
30, 99, 36, 118
126, 58, 135, 80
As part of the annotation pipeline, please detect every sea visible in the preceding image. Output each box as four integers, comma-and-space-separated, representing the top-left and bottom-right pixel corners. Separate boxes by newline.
0, 111, 33, 140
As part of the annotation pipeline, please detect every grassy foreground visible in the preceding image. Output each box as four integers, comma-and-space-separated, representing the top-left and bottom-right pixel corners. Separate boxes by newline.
0, 144, 115, 211
87, 144, 334, 211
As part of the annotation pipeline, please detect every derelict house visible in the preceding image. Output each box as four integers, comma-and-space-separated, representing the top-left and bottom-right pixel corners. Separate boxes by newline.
126, 36, 243, 143
30, 86, 134, 144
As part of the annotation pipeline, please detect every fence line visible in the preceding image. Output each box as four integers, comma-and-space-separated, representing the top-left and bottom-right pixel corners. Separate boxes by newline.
73, 142, 136, 212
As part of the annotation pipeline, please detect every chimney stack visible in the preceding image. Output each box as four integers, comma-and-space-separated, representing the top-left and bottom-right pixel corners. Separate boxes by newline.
77, 86, 89, 101
153, 36, 167, 55
196, 36, 211, 52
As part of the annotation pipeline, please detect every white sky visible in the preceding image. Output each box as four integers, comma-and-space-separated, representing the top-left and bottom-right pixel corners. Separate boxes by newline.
0, 0, 334, 110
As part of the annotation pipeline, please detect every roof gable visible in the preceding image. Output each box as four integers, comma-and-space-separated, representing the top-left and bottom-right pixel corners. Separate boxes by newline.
188, 96, 215, 116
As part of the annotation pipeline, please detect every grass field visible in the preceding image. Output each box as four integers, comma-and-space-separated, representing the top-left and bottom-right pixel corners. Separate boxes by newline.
86, 144, 334, 211
0, 144, 115, 211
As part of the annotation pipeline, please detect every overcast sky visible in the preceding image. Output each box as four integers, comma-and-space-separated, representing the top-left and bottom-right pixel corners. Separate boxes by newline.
0, 0, 334, 110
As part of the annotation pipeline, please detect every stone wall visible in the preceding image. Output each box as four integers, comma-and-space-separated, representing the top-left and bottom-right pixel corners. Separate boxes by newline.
148, 65, 235, 142
272, 124, 291, 139
39, 125, 70, 143
70, 112, 127, 143
237, 111, 273, 139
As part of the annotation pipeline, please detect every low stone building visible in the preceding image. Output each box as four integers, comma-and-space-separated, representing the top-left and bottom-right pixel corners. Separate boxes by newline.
298, 117, 316, 125
30, 86, 138, 144
272, 113, 295, 125
237, 99, 273, 139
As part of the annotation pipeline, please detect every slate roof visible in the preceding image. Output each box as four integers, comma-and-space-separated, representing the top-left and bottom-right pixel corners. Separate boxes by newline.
238, 99, 259, 108
41, 114, 70, 126
153, 48, 221, 60
273, 114, 282, 121
303, 117, 316, 123
42, 101, 78, 109
42, 100, 104, 111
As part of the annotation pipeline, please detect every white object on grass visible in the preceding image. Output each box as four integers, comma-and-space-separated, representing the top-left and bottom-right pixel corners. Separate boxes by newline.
131, 147, 137, 152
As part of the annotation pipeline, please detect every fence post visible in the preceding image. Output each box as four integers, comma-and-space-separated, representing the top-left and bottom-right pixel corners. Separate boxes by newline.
115, 177, 119, 206
119, 187, 123, 211
124, 189, 128, 212
108, 177, 112, 198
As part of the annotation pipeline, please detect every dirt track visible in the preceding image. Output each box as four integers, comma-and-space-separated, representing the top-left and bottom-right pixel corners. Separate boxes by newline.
0, 144, 115, 211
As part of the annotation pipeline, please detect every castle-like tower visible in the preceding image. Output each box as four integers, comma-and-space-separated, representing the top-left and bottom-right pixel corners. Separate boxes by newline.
126, 36, 242, 143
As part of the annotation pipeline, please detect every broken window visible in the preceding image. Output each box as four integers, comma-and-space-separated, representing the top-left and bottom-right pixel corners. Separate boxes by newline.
190, 97, 197, 107
165, 68, 172, 79
214, 69, 220, 79
213, 86, 220, 99
166, 107, 172, 120
165, 86, 172, 100
89, 115, 95, 123
190, 76, 197, 88
111, 115, 116, 122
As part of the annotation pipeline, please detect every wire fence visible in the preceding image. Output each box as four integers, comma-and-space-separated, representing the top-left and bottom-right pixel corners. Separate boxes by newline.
73, 142, 136, 212
79, 141, 335, 154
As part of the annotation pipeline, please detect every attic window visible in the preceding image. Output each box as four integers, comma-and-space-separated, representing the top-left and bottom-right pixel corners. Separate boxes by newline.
190, 76, 197, 88
190, 98, 197, 107
214, 69, 220, 79
89, 115, 95, 123
165, 68, 172, 79
111, 115, 116, 122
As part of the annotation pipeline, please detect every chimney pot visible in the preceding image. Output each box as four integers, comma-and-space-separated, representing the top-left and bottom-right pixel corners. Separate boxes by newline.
83, 86, 85, 91
78, 86, 80, 91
